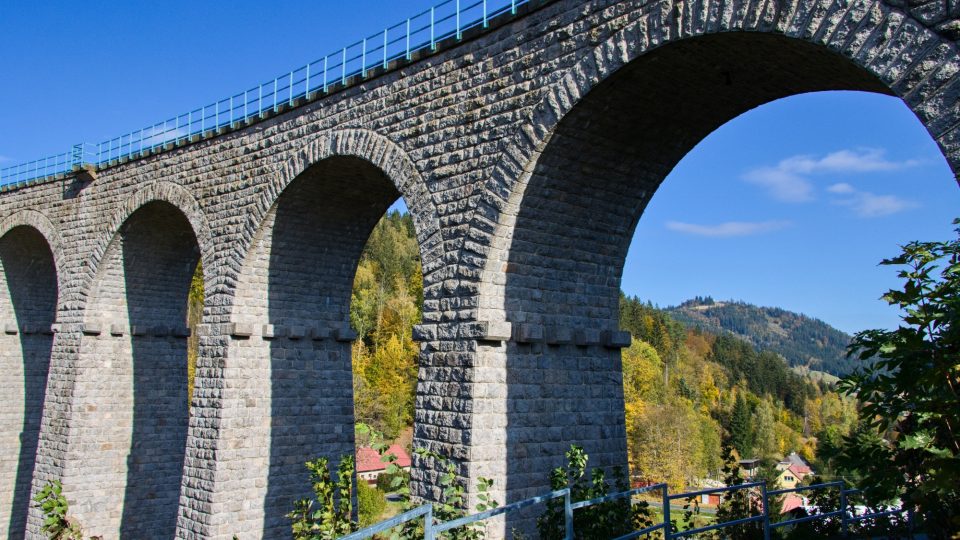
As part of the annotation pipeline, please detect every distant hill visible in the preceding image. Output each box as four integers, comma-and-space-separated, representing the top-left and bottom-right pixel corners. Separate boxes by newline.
665, 297, 858, 376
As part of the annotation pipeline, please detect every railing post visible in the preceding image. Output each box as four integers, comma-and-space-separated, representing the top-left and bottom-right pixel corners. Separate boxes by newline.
383, 28, 388, 69
323, 56, 329, 92
512, 0, 517, 14
406, 19, 411, 59
456, 0, 461, 39
362, 37, 367, 77
840, 489, 849, 537
564, 489, 573, 540
289, 71, 294, 105
215, 100, 220, 129
423, 504, 434, 540
305, 64, 311, 99
663, 485, 671, 540
430, 7, 435, 50
483, 0, 488, 27
342, 47, 347, 85
273, 78, 278, 112
761, 481, 771, 540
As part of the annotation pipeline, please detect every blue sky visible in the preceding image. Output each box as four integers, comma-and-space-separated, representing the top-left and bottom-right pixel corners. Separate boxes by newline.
2, 1, 957, 334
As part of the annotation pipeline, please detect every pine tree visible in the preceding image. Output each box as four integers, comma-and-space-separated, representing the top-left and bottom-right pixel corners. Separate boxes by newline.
729, 394, 754, 458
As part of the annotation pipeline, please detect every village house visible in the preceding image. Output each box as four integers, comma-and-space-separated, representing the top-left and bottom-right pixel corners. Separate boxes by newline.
356, 445, 412, 486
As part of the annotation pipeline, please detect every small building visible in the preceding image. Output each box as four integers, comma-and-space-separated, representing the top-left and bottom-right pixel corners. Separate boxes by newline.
356, 444, 412, 486
775, 452, 814, 489
739, 458, 761, 479
775, 464, 812, 490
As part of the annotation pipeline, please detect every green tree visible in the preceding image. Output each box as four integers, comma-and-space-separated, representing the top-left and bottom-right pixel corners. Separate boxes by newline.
729, 394, 754, 458
839, 220, 960, 537
714, 444, 762, 540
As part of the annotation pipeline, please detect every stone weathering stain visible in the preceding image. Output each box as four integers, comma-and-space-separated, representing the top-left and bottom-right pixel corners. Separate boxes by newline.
0, 0, 958, 538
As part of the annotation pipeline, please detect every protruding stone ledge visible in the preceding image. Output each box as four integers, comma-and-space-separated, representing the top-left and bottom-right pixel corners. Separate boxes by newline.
130, 325, 147, 337
545, 327, 573, 345
288, 326, 306, 340
334, 325, 357, 342
473, 321, 514, 342
602, 330, 632, 349
110, 324, 127, 336
82, 323, 102, 336
151, 325, 170, 337
172, 326, 191, 338
4, 323, 18, 335
574, 329, 601, 347
515, 323, 544, 343
262, 324, 285, 340
310, 326, 332, 341
227, 322, 253, 338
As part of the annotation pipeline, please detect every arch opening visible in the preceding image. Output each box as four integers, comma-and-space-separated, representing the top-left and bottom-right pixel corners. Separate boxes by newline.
0, 226, 57, 540
68, 201, 200, 539
477, 30, 957, 531
227, 155, 423, 537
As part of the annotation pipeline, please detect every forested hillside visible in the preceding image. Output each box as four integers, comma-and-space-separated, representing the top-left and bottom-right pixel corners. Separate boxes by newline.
666, 297, 857, 375
619, 294, 857, 488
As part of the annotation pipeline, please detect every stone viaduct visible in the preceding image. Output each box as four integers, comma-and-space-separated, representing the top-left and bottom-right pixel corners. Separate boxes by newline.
0, 0, 958, 537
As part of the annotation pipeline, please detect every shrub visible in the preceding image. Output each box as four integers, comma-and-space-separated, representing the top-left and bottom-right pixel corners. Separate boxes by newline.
358, 481, 387, 527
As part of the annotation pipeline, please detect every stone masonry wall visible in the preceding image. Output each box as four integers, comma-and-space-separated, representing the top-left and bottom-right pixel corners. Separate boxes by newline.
0, 0, 956, 537
0, 226, 56, 540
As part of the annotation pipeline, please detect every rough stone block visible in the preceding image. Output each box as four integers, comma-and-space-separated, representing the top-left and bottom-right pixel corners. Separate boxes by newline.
335, 325, 358, 342
412, 324, 437, 342
288, 326, 306, 339
228, 322, 253, 338
574, 328, 601, 346
602, 330, 632, 349
516, 323, 544, 343
310, 326, 332, 340
82, 323, 101, 336
475, 321, 513, 342
545, 327, 573, 345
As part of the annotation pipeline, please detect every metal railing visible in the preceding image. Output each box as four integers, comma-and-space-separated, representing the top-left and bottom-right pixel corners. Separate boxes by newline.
340, 480, 912, 540
0, 0, 531, 188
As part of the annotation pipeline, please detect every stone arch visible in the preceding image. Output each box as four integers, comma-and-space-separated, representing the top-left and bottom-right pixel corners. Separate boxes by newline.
205, 130, 434, 538
83, 181, 213, 306
227, 128, 442, 302
66, 198, 202, 539
0, 217, 59, 540
0, 210, 64, 295
471, 0, 960, 287
462, 0, 960, 520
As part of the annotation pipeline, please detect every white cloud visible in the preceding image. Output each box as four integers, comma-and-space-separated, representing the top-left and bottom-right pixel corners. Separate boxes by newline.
743, 167, 814, 202
826, 182, 855, 194
666, 220, 791, 237
780, 148, 920, 174
743, 148, 921, 203
827, 183, 918, 218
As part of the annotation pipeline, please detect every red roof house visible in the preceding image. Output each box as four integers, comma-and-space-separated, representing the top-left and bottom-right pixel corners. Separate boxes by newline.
356, 445, 412, 485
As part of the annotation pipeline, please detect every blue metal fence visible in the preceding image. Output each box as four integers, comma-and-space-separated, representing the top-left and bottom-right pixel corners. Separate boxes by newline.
0, 0, 531, 188
340, 480, 911, 540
